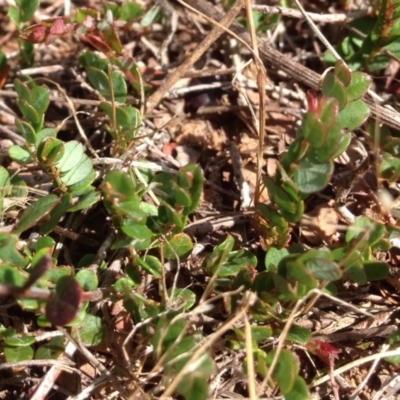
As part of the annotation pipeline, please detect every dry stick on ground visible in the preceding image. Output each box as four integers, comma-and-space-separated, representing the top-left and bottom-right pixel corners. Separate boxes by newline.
243, 0, 267, 206
145, 0, 245, 114
251, 4, 372, 23
183, 0, 400, 131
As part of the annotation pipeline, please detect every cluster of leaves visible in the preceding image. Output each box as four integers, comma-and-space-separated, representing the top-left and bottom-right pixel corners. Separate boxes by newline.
325, 0, 400, 72
2, 1, 400, 399
0, 3, 207, 398
258, 60, 370, 245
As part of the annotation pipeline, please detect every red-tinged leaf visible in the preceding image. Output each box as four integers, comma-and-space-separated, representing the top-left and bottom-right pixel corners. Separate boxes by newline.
45, 276, 82, 326
20, 24, 48, 43
49, 17, 68, 35
102, 26, 122, 54
82, 32, 112, 54
45, 18, 75, 45
306, 91, 321, 115
306, 339, 340, 366
0, 64, 10, 89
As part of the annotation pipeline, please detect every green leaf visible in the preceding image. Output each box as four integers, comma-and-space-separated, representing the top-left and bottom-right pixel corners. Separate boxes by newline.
346, 71, 371, 101
134, 254, 162, 278
0, 165, 10, 188
35, 336, 64, 360
308, 125, 342, 163
321, 71, 347, 110
102, 170, 137, 202
265, 247, 289, 272
205, 235, 236, 276
114, 277, 136, 292
331, 131, 352, 159
302, 112, 325, 148
180, 165, 204, 215
0, 264, 25, 288
8, 145, 31, 164
18, 298, 39, 310
168, 287, 196, 311
72, 313, 104, 346
263, 176, 296, 214
257, 204, 288, 229
337, 99, 369, 130
286, 261, 317, 291
40, 193, 72, 235
302, 258, 342, 281
60, 156, 93, 186
120, 3, 142, 21
111, 71, 127, 103
0, 235, 26, 266
37, 137, 64, 166
5, 335, 35, 347
125, 263, 141, 285
19, 0, 39, 22
162, 233, 193, 260
14, 78, 31, 101
378, 152, 400, 181
17, 98, 41, 125
293, 159, 333, 194
319, 97, 339, 129
87, 67, 126, 102
140, 5, 160, 27
31, 85, 49, 115
346, 216, 384, 247
8, 5, 19, 26
121, 223, 154, 240
68, 190, 100, 212
285, 376, 309, 400
35, 236, 55, 252
250, 325, 272, 341
158, 203, 185, 229
177, 369, 211, 400
286, 325, 311, 344
42, 266, 72, 284
363, 261, 389, 281
334, 59, 351, 86
346, 261, 367, 285
14, 194, 60, 234
332, 247, 362, 269
15, 119, 35, 144
67, 170, 96, 195
55, 141, 85, 173
35, 127, 57, 147
266, 349, 299, 394
75, 270, 98, 291
4, 344, 33, 362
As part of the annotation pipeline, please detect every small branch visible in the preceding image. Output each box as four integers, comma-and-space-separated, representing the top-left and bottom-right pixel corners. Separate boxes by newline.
251, 5, 372, 23
0, 282, 112, 302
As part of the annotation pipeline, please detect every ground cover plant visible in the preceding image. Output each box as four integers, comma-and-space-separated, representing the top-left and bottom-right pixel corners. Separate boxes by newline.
1, 0, 400, 399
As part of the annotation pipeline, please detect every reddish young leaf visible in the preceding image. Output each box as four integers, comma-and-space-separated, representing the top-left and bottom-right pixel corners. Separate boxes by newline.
306, 339, 340, 366
46, 17, 75, 45
82, 32, 113, 54
20, 24, 48, 43
306, 91, 322, 115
